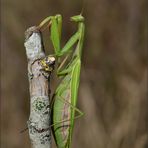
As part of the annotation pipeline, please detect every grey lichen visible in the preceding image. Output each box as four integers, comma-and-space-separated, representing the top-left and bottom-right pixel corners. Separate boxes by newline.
28, 96, 51, 148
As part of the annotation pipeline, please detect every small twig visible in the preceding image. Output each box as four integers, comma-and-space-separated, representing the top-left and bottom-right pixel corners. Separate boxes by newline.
24, 26, 54, 148
20, 127, 28, 134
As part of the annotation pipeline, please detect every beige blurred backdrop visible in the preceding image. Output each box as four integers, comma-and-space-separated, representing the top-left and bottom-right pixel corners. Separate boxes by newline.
1, 0, 148, 148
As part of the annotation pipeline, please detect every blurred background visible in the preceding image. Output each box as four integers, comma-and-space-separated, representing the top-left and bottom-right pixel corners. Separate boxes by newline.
1, 0, 148, 148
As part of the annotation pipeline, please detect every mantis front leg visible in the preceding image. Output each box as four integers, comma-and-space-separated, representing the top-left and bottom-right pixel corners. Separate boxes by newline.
50, 15, 80, 57
38, 14, 62, 54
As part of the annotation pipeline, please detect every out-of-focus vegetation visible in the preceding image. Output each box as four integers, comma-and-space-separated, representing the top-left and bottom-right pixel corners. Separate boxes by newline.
1, 0, 147, 148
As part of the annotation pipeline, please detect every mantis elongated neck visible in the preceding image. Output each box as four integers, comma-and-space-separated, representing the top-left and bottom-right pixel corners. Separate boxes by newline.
75, 22, 85, 58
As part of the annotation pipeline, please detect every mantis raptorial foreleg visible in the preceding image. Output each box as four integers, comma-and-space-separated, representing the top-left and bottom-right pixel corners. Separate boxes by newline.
51, 16, 78, 55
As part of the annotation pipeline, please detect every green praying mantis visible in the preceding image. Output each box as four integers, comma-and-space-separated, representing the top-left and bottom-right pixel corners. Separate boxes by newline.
39, 14, 85, 148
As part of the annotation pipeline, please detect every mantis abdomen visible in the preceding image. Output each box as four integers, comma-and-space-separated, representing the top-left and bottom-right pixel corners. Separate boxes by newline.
53, 75, 72, 148
52, 59, 81, 148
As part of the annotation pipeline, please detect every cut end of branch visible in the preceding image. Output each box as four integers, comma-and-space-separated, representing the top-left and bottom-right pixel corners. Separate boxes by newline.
25, 26, 40, 41
24, 26, 45, 60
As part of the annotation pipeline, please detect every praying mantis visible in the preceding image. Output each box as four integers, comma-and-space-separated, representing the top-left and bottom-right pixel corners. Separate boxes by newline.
39, 14, 85, 148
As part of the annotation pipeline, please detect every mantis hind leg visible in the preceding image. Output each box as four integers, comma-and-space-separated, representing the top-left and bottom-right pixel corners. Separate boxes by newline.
51, 96, 83, 148
50, 96, 84, 127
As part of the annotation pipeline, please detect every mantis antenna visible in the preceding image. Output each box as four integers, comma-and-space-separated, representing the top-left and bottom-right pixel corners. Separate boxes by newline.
80, 0, 85, 15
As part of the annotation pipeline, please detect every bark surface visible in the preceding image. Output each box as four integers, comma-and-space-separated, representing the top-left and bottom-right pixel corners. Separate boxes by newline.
24, 26, 52, 148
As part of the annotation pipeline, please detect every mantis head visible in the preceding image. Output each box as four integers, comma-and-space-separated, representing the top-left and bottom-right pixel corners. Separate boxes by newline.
70, 15, 84, 22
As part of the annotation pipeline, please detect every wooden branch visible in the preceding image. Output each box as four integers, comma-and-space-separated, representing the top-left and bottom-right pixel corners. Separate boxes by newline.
24, 26, 54, 148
